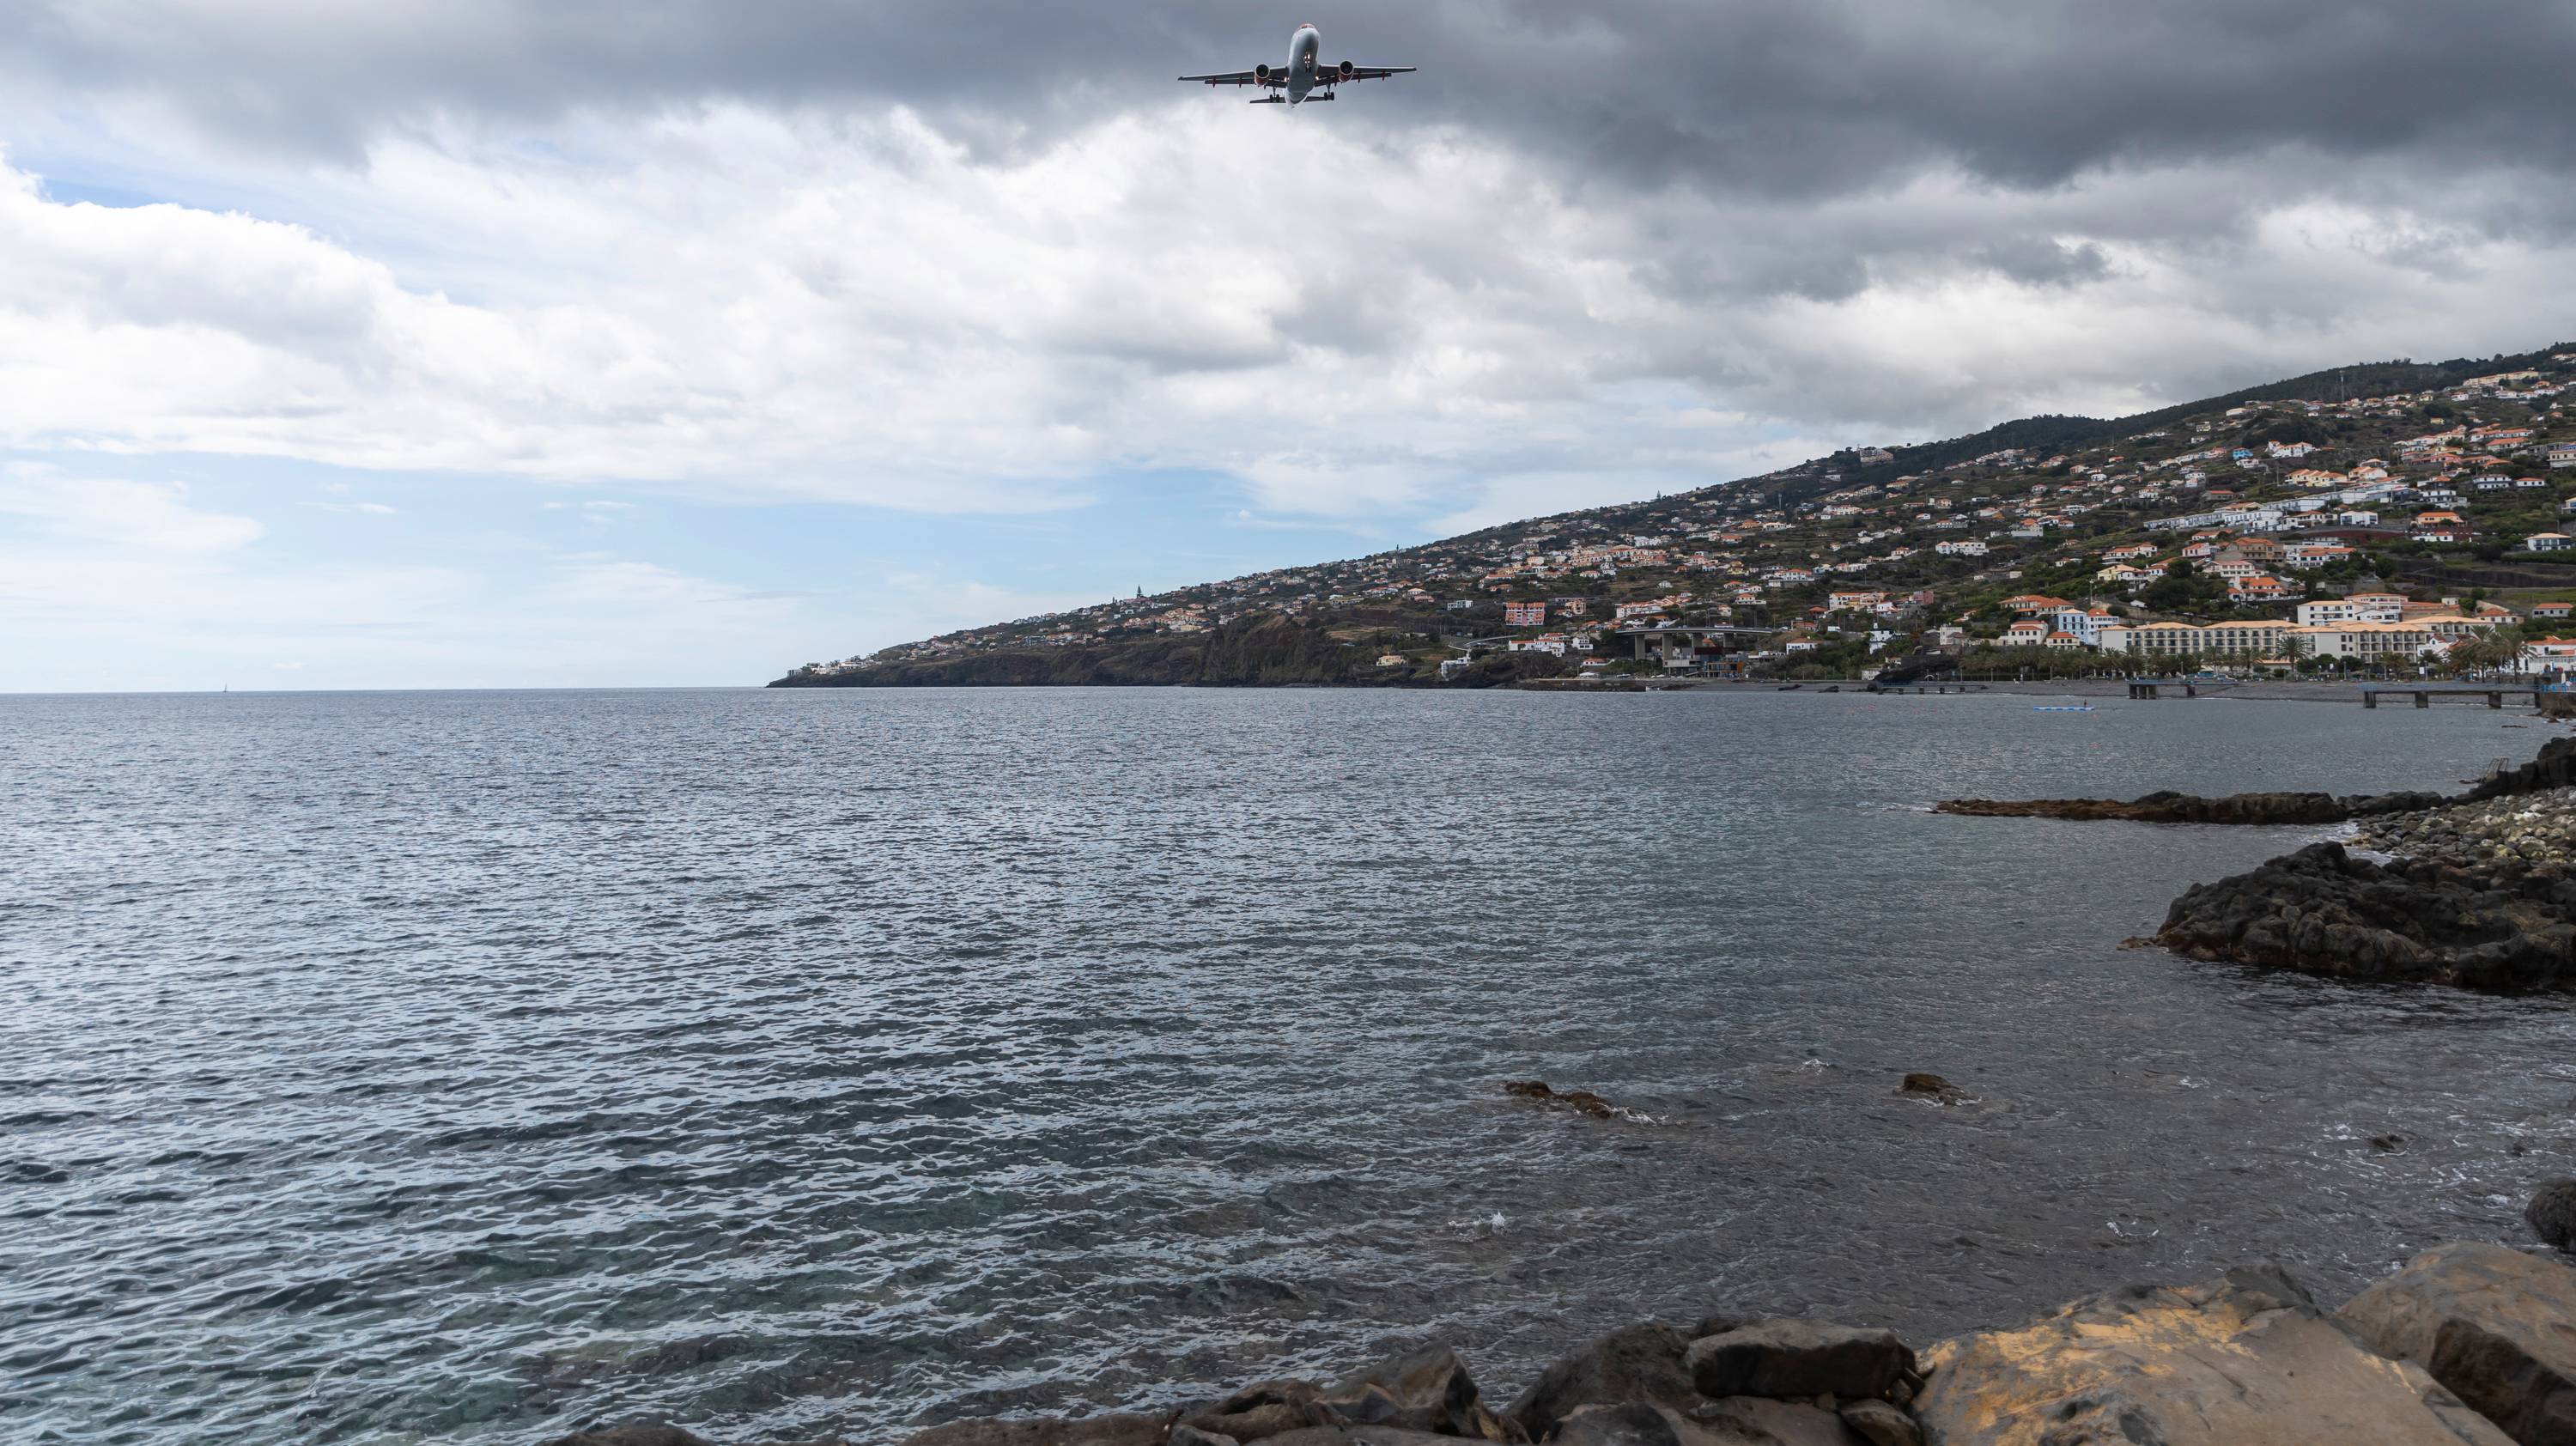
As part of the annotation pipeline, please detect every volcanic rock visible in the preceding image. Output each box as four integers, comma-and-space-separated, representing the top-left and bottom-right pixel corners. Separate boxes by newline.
540, 1426, 719, 1446
2532, 1179, 2576, 1252
898, 1417, 1166, 1446
1262, 1431, 1503, 1446
1896, 1074, 1966, 1104
2340, 1242, 2576, 1445
1836, 1399, 1919, 1446
1509, 1324, 1698, 1440
2154, 841, 2576, 992
1685, 1321, 1913, 1403
1935, 788, 2439, 824
1546, 1401, 1693, 1446
1188, 1381, 1346, 1443
1504, 1081, 1621, 1120
1323, 1345, 1511, 1441
1911, 1262, 2512, 1445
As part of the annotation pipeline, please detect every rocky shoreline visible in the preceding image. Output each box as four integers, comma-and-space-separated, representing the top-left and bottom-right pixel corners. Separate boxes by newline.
545, 1236, 2576, 1446
1947, 736, 2576, 992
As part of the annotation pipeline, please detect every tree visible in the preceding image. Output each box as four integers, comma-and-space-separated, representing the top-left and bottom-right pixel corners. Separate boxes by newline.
2448, 625, 2529, 675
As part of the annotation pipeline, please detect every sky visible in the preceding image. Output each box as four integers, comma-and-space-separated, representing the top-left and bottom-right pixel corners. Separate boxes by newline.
4, 1, 2574, 690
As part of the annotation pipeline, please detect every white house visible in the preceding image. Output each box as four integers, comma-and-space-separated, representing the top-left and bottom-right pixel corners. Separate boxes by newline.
2052, 607, 2119, 643
2298, 598, 2403, 627
2526, 637, 2576, 673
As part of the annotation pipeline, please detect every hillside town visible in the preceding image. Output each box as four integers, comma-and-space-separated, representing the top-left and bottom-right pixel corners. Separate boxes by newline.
786, 347, 2576, 687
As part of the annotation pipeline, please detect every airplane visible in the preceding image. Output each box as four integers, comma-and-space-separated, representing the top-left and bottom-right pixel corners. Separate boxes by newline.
1179, 24, 1415, 106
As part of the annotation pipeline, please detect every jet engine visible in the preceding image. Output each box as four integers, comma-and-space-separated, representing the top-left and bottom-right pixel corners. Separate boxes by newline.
1337, 59, 1354, 79
1255, 63, 1271, 82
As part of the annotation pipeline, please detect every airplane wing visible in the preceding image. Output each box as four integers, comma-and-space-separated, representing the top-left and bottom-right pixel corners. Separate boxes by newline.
1178, 69, 1282, 87
1337, 65, 1417, 81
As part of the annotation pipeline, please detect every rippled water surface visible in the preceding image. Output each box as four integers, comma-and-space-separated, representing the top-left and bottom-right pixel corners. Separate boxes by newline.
7, 687, 2574, 1444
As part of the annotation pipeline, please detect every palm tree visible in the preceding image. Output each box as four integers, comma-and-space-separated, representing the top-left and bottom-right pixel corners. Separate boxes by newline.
2449, 625, 2528, 677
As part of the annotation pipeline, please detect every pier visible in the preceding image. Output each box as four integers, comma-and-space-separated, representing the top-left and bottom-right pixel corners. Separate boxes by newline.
2360, 684, 2546, 710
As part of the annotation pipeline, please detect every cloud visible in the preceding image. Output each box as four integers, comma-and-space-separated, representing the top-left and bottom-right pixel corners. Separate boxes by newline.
10, 1, 2574, 193
0, 470, 263, 551
3, 112, 2570, 536
0, 0, 2573, 688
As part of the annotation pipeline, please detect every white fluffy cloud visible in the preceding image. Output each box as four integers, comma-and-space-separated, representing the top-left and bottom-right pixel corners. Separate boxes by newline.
4, 107, 2568, 536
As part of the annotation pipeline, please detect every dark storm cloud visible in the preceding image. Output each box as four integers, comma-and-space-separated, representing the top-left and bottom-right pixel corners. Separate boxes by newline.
11, 0, 2575, 200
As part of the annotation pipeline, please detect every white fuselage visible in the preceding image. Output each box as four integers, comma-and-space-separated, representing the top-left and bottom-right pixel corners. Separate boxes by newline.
1285, 24, 1323, 103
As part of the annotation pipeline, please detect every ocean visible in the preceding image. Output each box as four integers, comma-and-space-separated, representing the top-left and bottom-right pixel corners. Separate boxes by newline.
5, 687, 2571, 1443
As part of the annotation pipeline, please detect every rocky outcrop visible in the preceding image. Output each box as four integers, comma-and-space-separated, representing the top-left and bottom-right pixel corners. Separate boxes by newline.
1935, 787, 2441, 824
2466, 738, 2576, 801
2338, 1242, 2576, 1446
2532, 1180, 2576, 1253
2152, 841, 2576, 993
1912, 1263, 2513, 1445
1943, 738, 2576, 827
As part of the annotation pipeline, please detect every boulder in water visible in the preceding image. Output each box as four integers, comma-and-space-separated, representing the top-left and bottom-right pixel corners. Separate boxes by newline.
1503, 1081, 1621, 1120
2530, 1178, 2576, 1252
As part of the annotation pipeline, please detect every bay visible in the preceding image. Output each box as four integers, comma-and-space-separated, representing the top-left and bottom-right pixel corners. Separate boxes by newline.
3, 687, 2570, 1443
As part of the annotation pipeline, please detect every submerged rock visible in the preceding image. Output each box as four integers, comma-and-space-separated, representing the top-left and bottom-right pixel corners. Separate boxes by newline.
1896, 1074, 1967, 1105
2531, 1179, 2576, 1252
1911, 1262, 2512, 1445
1503, 1081, 1622, 1120
2338, 1242, 2576, 1446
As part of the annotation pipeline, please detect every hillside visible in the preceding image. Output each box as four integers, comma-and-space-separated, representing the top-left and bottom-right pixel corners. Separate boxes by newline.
773, 343, 2576, 688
